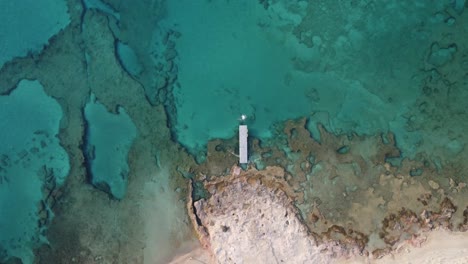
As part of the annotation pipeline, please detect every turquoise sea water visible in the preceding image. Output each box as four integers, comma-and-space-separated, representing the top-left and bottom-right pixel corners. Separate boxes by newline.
0, 80, 69, 263
0, 0, 467, 263
161, 0, 464, 161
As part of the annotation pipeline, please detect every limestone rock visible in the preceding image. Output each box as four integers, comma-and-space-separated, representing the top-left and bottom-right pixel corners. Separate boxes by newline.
428, 180, 440, 190
193, 171, 333, 263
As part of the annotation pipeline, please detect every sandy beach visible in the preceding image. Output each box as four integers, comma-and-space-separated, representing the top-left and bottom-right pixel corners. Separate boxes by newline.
169, 230, 468, 264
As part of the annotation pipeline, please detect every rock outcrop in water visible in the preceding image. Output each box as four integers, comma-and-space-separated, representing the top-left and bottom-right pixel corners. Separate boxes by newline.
189, 118, 468, 263
189, 166, 373, 263
189, 166, 337, 263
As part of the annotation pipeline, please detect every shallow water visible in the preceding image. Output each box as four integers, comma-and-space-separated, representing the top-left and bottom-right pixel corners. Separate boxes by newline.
0, 0, 467, 263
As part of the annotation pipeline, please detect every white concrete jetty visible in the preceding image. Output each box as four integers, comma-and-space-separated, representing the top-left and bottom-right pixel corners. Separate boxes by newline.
239, 125, 248, 164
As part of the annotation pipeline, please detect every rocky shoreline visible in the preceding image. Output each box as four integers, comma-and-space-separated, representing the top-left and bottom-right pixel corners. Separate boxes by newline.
184, 119, 468, 263
185, 165, 467, 263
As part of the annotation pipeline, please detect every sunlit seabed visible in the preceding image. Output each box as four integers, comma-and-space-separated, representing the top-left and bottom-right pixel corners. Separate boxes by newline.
0, 0, 467, 263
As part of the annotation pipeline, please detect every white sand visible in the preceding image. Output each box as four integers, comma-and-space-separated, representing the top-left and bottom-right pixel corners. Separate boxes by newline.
375, 230, 468, 264
139, 167, 194, 264
169, 230, 468, 264
168, 247, 212, 264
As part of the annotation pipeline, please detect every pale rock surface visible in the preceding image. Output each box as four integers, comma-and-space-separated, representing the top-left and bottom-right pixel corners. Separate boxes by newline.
194, 176, 333, 264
